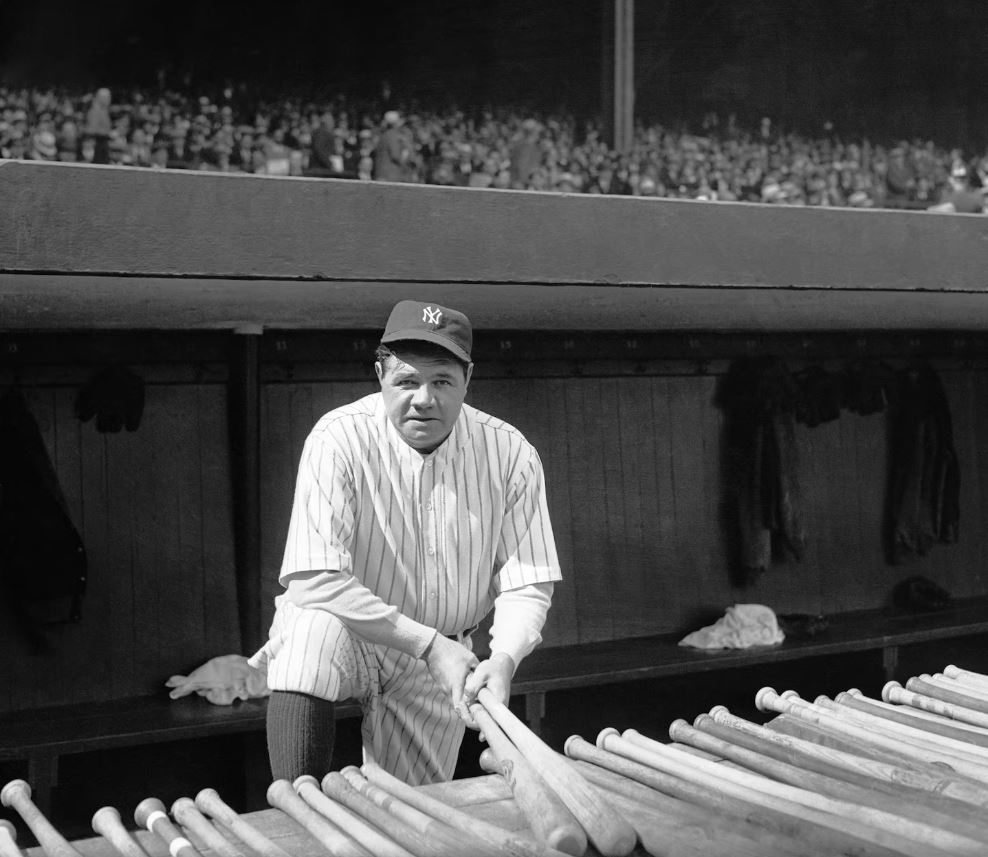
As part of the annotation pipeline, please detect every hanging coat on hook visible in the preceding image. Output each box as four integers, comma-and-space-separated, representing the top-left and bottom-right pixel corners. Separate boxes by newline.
718, 356, 806, 585
0, 388, 87, 652
887, 363, 959, 562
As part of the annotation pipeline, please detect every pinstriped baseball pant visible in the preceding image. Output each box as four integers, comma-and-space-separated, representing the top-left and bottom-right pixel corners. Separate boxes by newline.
250, 600, 466, 786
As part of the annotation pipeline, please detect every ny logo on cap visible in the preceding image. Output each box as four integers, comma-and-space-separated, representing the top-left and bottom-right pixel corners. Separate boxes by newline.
422, 306, 443, 325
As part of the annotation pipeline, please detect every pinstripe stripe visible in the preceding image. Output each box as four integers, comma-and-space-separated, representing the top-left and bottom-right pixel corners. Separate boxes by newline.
262, 392, 561, 783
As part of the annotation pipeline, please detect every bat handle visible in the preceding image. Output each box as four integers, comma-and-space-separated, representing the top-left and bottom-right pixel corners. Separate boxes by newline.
91, 806, 151, 857
1, 780, 82, 857
0, 820, 22, 857
134, 798, 202, 857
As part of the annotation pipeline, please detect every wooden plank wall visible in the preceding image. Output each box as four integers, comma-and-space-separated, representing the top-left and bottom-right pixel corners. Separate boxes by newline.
0, 366, 240, 714
3, 335, 988, 714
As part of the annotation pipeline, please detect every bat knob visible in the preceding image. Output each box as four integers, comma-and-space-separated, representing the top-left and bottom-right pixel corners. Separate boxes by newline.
754, 686, 779, 711
562, 735, 583, 757
595, 726, 620, 749
0, 820, 16, 840
171, 797, 197, 820
91, 806, 121, 832
292, 775, 319, 793
667, 718, 690, 742
882, 680, 903, 702
134, 797, 167, 829
478, 748, 498, 773
0, 780, 30, 808
944, 664, 960, 678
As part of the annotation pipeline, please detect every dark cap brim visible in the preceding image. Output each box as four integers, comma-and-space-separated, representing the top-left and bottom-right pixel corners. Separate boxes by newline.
380, 329, 472, 363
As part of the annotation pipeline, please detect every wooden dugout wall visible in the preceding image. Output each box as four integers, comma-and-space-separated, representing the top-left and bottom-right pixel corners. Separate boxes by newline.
2, 160, 988, 713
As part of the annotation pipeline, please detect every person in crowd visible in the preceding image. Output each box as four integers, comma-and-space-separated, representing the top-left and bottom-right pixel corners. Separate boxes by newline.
509, 118, 542, 189
373, 110, 411, 182
307, 111, 338, 177
928, 165, 985, 214
84, 87, 113, 164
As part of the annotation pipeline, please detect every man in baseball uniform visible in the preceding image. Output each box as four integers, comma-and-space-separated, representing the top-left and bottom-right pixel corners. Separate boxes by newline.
249, 300, 561, 785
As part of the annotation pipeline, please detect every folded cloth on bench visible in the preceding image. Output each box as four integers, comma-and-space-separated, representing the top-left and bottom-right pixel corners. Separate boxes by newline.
166, 654, 270, 705
678, 604, 785, 650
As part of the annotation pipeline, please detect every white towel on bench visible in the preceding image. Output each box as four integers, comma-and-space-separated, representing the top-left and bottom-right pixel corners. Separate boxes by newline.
166, 654, 270, 705
678, 604, 785, 650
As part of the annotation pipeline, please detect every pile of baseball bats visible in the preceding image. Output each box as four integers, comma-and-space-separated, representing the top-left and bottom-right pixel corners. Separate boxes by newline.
7, 664, 988, 856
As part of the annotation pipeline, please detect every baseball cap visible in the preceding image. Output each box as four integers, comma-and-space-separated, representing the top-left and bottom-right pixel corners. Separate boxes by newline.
381, 301, 472, 363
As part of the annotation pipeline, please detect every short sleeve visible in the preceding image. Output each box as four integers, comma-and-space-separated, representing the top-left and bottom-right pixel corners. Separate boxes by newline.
494, 445, 562, 592
280, 433, 355, 582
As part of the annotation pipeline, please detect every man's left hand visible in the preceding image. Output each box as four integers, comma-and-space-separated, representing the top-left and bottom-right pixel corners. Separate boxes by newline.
460, 652, 515, 730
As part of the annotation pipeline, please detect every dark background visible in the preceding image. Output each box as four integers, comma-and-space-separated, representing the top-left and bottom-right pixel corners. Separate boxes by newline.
2, 0, 988, 145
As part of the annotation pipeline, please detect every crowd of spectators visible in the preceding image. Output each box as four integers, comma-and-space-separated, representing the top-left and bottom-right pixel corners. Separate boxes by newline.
2, 84, 986, 212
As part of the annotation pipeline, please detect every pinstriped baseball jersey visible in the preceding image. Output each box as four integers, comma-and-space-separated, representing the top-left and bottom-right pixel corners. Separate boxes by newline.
252, 391, 561, 783
280, 392, 561, 638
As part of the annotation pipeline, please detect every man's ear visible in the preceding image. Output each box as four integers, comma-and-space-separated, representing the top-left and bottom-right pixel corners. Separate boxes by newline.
374, 361, 384, 383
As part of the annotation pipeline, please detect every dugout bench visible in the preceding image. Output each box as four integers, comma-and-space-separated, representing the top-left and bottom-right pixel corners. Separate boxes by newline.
3, 594, 988, 816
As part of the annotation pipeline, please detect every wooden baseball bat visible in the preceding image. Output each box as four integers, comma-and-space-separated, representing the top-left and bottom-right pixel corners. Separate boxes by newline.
360, 760, 571, 857
561, 742, 820, 857
0, 820, 22, 857
194, 788, 293, 857
884, 680, 988, 730
701, 708, 988, 821
812, 693, 988, 766
170, 798, 244, 857
929, 673, 988, 702
91, 807, 152, 857
944, 664, 988, 691
667, 717, 986, 855
339, 767, 512, 857
320, 770, 468, 857
476, 687, 637, 857
626, 725, 965, 857
757, 686, 988, 784
564, 734, 890, 857
598, 727, 929, 857
294, 774, 418, 857
266, 780, 373, 857
848, 685, 988, 736
569, 772, 792, 857
468, 700, 587, 856
0, 780, 82, 857
907, 675, 988, 716
835, 689, 988, 748
134, 798, 202, 857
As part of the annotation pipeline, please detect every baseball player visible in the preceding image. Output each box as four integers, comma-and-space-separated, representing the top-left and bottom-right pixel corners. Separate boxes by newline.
249, 300, 561, 785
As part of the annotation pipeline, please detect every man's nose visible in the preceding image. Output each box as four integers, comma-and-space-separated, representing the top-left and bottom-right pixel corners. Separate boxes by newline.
410, 384, 434, 408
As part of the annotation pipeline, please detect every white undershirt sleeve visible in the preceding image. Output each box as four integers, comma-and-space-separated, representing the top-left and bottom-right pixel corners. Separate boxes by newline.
488, 581, 554, 672
283, 570, 436, 658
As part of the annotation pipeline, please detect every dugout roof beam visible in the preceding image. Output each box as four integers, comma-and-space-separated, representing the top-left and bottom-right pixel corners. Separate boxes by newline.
1, 161, 987, 333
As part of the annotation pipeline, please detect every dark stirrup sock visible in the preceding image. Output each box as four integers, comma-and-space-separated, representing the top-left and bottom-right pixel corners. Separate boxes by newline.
266, 690, 336, 781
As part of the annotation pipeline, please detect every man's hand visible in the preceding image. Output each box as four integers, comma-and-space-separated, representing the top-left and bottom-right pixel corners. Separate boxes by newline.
423, 633, 480, 720
461, 652, 515, 730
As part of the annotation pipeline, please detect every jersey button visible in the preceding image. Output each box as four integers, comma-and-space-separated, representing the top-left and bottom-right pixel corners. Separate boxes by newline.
427, 546, 435, 555
425, 501, 433, 511
428, 591, 437, 600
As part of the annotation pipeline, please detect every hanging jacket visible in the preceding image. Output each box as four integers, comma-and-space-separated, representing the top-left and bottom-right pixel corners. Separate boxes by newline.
0, 388, 87, 651
887, 364, 959, 562
719, 357, 806, 584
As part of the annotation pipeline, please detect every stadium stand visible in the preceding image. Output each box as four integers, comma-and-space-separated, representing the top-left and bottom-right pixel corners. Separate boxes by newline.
1, 84, 986, 211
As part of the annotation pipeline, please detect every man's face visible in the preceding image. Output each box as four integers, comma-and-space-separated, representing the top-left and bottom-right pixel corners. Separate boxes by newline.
376, 349, 473, 453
